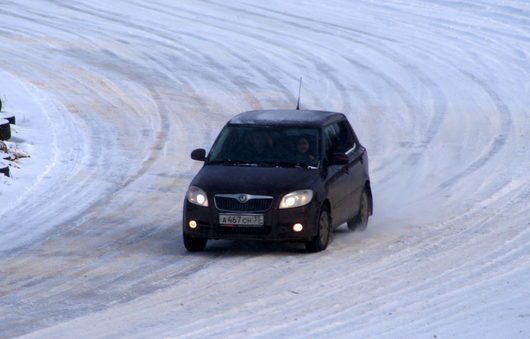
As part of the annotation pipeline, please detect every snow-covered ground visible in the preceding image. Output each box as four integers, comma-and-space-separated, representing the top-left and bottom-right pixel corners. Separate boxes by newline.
1, 0, 529, 337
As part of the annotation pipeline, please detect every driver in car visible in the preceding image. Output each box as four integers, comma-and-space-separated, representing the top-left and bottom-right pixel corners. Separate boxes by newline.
243, 131, 274, 159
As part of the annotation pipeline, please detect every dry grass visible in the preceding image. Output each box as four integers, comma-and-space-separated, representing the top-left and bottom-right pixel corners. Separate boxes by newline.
0, 140, 7, 153
0, 140, 30, 162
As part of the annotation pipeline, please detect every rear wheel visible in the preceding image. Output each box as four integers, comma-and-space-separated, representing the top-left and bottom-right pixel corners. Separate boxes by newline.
183, 233, 207, 252
348, 189, 369, 232
306, 207, 331, 252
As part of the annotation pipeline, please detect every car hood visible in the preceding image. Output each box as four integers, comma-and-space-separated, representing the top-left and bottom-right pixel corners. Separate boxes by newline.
191, 164, 320, 196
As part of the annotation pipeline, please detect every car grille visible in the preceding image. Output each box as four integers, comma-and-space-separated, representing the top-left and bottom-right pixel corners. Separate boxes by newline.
215, 195, 273, 212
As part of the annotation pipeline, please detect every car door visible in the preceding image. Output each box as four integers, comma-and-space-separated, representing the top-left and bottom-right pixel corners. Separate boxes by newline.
333, 119, 365, 223
339, 121, 366, 221
323, 123, 352, 226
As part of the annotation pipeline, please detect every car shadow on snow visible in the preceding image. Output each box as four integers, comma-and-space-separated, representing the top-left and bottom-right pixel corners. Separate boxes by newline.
178, 224, 364, 256
203, 240, 308, 255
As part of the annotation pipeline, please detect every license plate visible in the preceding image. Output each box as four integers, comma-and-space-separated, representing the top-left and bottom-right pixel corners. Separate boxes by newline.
219, 214, 264, 226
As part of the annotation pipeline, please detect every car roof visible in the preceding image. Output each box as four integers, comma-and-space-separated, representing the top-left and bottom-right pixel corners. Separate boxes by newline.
228, 109, 346, 127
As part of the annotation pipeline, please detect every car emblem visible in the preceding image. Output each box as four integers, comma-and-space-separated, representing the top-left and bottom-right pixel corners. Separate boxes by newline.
238, 194, 248, 203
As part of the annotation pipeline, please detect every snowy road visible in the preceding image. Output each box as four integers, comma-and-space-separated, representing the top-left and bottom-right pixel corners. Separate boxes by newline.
1, 0, 529, 337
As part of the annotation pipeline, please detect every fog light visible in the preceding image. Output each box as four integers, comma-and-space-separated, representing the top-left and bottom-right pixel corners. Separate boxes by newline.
292, 223, 303, 232
188, 220, 197, 229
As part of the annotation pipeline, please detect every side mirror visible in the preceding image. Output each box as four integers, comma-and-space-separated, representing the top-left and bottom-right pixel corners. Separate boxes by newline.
191, 148, 206, 161
329, 153, 349, 165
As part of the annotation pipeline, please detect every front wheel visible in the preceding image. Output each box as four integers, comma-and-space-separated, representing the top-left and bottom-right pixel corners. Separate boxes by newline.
183, 233, 207, 252
348, 189, 370, 232
306, 207, 331, 252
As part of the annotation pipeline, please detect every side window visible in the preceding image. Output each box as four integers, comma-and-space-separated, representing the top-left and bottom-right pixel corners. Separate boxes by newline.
324, 121, 355, 156
323, 124, 338, 157
336, 120, 355, 153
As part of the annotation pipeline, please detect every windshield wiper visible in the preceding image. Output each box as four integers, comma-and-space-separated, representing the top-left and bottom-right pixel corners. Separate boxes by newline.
258, 161, 310, 168
209, 159, 314, 168
207, 159, 257, 166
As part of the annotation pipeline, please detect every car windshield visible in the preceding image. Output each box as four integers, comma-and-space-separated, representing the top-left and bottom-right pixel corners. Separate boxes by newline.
207, 125, 320, 168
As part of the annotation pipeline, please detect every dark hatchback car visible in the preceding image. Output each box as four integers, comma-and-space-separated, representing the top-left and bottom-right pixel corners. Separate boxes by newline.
183, 109, 372, 252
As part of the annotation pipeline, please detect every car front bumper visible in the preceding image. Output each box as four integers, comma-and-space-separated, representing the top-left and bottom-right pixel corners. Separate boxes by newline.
183, 200, 320, 241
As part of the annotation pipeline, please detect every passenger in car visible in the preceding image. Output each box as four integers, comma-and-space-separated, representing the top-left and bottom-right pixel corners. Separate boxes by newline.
294, 136, 315, 163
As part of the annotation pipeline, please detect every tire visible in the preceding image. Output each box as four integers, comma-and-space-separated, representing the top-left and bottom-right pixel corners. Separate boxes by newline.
183, 233, 207, 252
348, 189, 369, 232
0, 119, 10, 141
0, 160, 9, 177
0, 112, 16, 125
306, 207, 331, 252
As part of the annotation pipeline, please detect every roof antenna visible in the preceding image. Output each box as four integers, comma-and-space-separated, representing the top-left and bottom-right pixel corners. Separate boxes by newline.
296, 77, 302, 110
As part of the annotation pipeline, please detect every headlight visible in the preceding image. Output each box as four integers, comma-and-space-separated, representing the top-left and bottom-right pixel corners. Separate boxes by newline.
279, 189, 313, 209
187, 186, 209, 207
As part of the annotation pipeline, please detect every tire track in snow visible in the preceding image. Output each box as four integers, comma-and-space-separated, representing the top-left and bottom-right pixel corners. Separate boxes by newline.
1, 0, 530, 338
214, 1, 455, 197
159, 2, 530, 338
0, 5, 156, 252
439, 69, 512, 188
